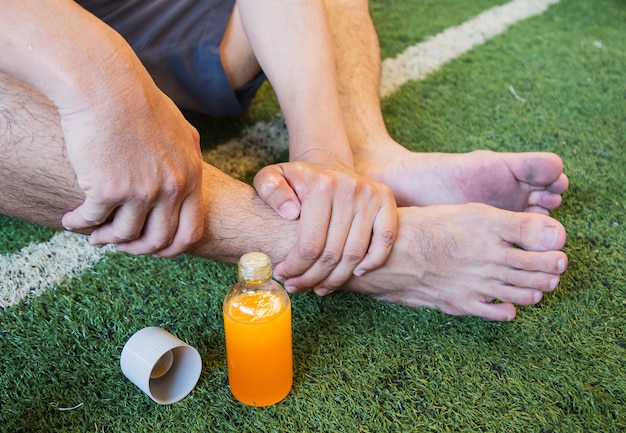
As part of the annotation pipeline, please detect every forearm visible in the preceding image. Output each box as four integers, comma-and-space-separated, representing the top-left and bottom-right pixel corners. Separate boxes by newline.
236, 0, 354, 166
0, 0, 148, 110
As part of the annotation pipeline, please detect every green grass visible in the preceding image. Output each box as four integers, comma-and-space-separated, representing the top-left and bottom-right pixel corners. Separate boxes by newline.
371, 0, 510, 58
1, 0, 625, 431
0, 215, 57, 255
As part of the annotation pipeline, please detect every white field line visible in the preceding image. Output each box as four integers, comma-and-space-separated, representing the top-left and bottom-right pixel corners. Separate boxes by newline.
0, 0, 560, 308
380, 0, 561, 97
0, 232, 114, 309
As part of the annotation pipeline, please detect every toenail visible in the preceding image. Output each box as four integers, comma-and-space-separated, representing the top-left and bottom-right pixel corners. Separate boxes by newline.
541, 226, 558, 249
557, 258, 566, 273
549, 278, 559, 290
534, 291, 543, 303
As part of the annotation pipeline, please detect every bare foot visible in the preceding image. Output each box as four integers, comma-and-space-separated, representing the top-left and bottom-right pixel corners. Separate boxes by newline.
356, 145, 569, 214
341, 203, 568, 321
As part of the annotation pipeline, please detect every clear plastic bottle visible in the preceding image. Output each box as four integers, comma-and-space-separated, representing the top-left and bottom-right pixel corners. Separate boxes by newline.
223, 252, 292, 406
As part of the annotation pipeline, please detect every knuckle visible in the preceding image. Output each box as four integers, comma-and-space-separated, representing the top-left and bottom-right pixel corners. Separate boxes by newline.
190, 127, 201, 143
91, 185, 125, 203
163, 174, 185, 197
257, 177, 282, 199
377, 228, 397, 247
297, 242, 324, 261
337, 176, 360, 199
186, 226, 204, 246
501, 269, 520, 287
113, 226, 141, 243
318, 250, 341, 268
342, 240, 368, 265
505, 250, 531, 270
313, 172, 335, 191
320, 278, 343, 292
380, 183, 395, 199
343, 252, 365, 266
80, 211, 107, 226
174, 225, 204, 251
142, 234, 174, 254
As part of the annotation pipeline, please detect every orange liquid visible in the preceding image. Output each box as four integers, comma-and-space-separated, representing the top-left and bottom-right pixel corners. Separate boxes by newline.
224, 290, 292, 406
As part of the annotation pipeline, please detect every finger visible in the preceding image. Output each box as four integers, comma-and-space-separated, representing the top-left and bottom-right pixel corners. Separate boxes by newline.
62, 198, 117, 231
309, 208, 376, 292
313, 287, 334, 296
282, 193, 360, 291
254, 165, 301, 220
352, 198, 397, 276
88, 203, 150, 246
152, 189, 205, 257
114, 208, 176, 256
274, 186, 333, 282
114, 187, 186, 255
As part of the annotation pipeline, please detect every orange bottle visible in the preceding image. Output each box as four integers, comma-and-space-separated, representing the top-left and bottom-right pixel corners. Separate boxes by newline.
223, 252, 292, 406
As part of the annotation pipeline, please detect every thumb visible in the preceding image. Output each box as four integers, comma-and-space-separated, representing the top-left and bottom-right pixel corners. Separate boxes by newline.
254, 164, 301, 220
61, 198, 113, 232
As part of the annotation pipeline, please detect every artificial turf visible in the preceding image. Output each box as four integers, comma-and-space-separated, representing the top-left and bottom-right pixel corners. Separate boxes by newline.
1, 0, 625, 431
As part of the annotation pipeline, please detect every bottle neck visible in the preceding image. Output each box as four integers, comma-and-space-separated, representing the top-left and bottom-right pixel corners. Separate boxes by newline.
238, 252, 273, 282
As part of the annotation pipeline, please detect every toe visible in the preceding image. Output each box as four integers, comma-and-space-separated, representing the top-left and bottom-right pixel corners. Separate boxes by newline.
500, 212, 567, 252
498, 266, 561, 292
526, 190, 563, 212
471, 301, 517, 322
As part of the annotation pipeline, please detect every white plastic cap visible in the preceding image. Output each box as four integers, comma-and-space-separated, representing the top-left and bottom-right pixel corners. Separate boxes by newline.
120, 327, 202, 404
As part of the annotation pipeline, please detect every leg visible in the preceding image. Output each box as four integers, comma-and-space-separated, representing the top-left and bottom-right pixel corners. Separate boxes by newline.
345, 203, 568, 321
0, 73, 83, 228
0, 72, 567, 321
0, 71, 289, 263
220, 4, 262, 91
321, 0, 568, 213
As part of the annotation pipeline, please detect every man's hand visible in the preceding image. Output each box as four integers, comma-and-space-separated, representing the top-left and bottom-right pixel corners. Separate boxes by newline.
59, 77, 205, 257
254, 160, 397, 294
2, 0, 205, 257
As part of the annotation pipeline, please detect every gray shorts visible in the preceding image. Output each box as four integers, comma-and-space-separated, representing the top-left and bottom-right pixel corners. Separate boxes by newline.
77, 0, 265, 117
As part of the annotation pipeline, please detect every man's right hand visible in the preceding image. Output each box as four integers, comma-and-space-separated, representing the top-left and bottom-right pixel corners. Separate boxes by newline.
59, 72, 205, 257
1, 0, 205, 257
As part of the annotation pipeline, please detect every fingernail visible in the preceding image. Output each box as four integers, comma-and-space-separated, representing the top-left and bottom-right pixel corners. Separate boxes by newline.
285, 285, 298, 293
541, 226, 558, 249
353, 268, 367, 277
315, 288, 331, 296
278, 201, 300, 220
534, 291, 543, 303
274, 273, 285, 283
557, 258, 566, 273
